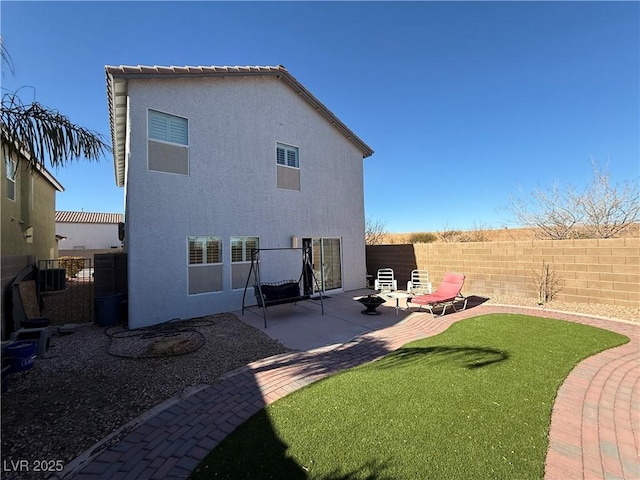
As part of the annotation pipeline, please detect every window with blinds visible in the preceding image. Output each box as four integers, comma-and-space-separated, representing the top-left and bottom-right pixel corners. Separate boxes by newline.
148, 109, 189, 175
188, 236, 222, 265
149, 110, 188, 145
231, 237, 259, 262
276, 143, 299, 168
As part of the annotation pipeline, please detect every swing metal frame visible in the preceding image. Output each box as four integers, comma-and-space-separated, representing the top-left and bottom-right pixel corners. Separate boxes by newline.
241, 246, 324, 328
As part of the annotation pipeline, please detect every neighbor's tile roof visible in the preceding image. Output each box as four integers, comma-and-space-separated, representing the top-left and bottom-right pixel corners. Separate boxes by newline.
55, 211, 123, 224
105, 64, 374, 187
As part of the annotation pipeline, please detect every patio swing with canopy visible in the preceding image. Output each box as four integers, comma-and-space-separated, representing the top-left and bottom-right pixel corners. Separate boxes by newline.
241, 246, 324, 328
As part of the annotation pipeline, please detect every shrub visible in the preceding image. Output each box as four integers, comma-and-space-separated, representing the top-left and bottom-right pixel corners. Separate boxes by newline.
532, 260, 562, 304
58, 257, 86, 279
408, 232, 437, 243
438, 229, 463, 243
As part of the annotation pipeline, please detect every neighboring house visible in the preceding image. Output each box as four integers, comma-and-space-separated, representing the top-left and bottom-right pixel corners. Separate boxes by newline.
56, 210, 124, 259
2, 142, 65, 261
1, 136, 64, 337
106, 64, 374, 329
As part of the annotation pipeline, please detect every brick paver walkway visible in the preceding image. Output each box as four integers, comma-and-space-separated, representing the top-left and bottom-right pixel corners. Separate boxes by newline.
57, 305, 639, 480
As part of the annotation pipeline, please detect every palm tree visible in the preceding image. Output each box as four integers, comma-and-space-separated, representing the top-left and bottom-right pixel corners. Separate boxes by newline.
1, 37, 109, 169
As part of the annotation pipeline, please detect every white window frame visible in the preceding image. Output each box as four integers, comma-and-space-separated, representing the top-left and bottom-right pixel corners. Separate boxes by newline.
5, 155, 17, 201
147, 108, 190, 177
231, 236, 260, 263
148, 109, 189, 146
187, 236, 223, 266
276, 142, 299, 169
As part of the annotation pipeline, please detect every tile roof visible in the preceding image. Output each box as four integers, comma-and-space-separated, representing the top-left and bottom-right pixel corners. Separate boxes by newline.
105, 64, 374, 187
55, 211, 123, 224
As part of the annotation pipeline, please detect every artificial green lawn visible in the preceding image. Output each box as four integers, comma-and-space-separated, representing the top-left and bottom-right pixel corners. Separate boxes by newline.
191, 314, 628, 480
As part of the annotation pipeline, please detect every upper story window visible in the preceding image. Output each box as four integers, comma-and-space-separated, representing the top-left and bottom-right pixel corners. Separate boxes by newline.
5, 155, 17, 201
149, 109, 188, 145
148, 109, 189, 176
276, 143, 299, 169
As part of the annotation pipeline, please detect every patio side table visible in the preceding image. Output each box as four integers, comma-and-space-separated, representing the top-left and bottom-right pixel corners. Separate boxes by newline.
383, 291, 412, 315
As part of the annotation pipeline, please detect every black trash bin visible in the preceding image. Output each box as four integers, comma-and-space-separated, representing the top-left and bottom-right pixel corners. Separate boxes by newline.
94, 293, 124, 327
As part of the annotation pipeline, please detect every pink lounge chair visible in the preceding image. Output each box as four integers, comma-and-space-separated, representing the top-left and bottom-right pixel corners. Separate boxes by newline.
407, 272, 468, 316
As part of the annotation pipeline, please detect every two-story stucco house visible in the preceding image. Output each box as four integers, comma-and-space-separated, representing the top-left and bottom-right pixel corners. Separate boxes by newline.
105, 65, 373, 329
1, 135, 64, 337
2, 142, 64, 262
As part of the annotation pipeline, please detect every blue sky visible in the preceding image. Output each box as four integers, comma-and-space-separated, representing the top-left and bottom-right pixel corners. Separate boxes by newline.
2, 1, 638, 233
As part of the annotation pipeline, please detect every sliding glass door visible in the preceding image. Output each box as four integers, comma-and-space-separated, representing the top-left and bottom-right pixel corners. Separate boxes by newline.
304, 238, 342, 293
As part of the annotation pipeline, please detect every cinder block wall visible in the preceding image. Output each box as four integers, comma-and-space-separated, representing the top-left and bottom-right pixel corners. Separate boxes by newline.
367, 237, 639, 307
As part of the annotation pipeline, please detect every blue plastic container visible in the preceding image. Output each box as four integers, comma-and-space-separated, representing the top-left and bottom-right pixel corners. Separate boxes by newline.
94, 293, 124, 327
5, 341, 37, 373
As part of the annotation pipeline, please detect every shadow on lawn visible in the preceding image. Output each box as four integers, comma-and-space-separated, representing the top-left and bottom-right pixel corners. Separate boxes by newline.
195, 317, 498, 479
193, 335, 400, 480
372, 345, 509, 370
209, 407, 395, 479
244, 296, 496, 383
247, 335, 395, 381
321, 460, 395, 480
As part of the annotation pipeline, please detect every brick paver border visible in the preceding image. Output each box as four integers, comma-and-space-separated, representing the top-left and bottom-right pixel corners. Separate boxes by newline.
56, 305, 639, 480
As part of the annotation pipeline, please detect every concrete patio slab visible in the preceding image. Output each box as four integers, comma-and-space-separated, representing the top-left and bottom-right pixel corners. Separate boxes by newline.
236, 289, 412, 351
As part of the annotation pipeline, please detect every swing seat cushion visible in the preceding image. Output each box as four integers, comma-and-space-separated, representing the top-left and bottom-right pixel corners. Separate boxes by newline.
255, 280, 307, 307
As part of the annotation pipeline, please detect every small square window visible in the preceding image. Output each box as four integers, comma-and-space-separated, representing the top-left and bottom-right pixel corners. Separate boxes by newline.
276, 143, 299, 168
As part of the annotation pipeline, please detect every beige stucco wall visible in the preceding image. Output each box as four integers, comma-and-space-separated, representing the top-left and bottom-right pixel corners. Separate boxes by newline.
1, 150, 60, 261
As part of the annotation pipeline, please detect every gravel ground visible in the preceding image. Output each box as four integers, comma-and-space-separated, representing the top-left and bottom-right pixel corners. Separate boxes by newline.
480, 293, 639, 323
1, 297, 637, 480
1, 313, 290, 480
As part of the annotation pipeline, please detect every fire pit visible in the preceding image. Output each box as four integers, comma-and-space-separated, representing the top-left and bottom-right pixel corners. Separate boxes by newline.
356, 294, 386, 315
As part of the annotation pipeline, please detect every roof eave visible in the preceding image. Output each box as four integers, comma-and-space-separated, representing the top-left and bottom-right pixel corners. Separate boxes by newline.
274, 69, 374, 158
106, 70, 127, 187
